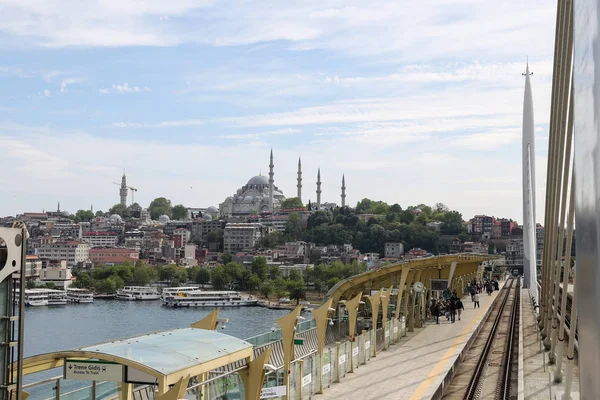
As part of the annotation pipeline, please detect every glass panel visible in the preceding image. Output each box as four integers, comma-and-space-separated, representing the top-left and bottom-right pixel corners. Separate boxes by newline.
310, 353, 318, 397
351, 337, 359, 369
376, 328, 384, 352
80, 328, 252, 375
321, 348, 331, 389
365, 331, 372, 363
289, 362, 299, 400
301, 357, 312, 400
330, 346, 338, 384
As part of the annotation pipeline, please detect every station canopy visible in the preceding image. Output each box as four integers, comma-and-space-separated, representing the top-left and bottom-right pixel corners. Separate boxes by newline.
17, 328, 254, 386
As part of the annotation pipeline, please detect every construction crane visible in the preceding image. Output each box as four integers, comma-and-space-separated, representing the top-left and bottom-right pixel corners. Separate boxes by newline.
113, 182, 138, 205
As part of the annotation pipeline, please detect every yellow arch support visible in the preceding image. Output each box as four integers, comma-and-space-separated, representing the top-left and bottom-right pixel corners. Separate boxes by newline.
191, 308, 221, 330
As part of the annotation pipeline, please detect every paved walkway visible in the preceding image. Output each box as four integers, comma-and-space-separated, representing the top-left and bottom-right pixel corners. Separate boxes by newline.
318, 286, 503, 400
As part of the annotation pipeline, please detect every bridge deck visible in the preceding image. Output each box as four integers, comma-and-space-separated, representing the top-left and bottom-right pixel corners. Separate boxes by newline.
318, 283, 503, 400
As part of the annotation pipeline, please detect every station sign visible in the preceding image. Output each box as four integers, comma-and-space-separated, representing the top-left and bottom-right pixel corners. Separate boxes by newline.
64, 359, 123, 382
430, 279, 449, 291
260, 385, 286, 399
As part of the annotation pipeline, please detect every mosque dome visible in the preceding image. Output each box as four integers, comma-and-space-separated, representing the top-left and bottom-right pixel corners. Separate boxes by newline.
207, 206, 218, 212
203, 214, 213, 221
62, 210, 71, 217
243, 196, 254, 203
109, 214, 122, 223
247, 175, 269, 186
158, 215, 170, 224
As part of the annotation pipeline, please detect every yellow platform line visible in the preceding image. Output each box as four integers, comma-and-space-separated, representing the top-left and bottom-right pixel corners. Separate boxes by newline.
409, 302, 490, 400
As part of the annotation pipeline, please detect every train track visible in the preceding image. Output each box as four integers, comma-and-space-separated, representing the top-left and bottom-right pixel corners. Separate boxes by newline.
443, 278, 520, 400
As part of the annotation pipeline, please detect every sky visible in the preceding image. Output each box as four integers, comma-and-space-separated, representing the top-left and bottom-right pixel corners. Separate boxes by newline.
0, 0, 557, 223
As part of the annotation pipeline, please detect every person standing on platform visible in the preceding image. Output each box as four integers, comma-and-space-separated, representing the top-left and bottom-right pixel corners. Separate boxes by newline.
468, 285, 476, 302
456, 298, 465, 320
449, 298, 456, 323
473, 292, 480, 308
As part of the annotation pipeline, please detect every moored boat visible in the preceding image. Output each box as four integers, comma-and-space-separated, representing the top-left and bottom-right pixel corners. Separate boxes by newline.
163, 289, 258, 307
66, 288, 94, 303
116, 286, 160, 301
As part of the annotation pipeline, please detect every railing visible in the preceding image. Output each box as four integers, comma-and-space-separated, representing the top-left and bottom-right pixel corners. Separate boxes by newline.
21, 315, 404, 400
181, 316, 406, 400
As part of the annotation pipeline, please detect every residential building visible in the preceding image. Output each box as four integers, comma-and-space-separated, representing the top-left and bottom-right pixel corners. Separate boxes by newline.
384, 242, 404, 259
505, 239, 524, 272
492, 221, 502, 239
40, 260, 73, 289
124, 230, 144, 250
500, 219, 515, 237
280, 264, 310, 278
36, 241, 89, 266
223, 223, 266, 253
471, 215, 495, 235
89, 248, 139, 265
25, 255, 42, 279
82, 231, 119, 248
173, 228, 191, 248
407, 248, 427, 258
449, 239, 463, 254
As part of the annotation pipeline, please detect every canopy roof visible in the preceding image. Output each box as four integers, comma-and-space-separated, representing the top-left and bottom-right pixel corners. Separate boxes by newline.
17, 328, 254, 386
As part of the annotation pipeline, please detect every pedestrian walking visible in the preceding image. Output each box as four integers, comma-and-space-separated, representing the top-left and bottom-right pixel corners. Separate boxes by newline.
473, 293, 480, 308
449, 299, 457, 323
468, 286, 476, 302
456, 299, 465, 320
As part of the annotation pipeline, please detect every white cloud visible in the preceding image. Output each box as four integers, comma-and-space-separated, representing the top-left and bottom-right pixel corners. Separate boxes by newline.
0, 124, 549, 222
43, 89, 51, 97
60, 78, 81, 93
99, 83, 150, 94
0, 0, 555, 62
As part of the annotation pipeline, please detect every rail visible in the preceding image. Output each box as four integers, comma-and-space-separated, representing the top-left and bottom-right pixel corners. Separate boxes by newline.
464, 278, 515, 399
498, 278, 520, 400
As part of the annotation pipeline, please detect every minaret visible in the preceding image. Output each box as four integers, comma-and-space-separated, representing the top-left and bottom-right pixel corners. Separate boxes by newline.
268, 149, 274, 213
522, 61, 537, 303
120, 173, 128, 206
341, 174, 346, 208
57, 201, 60, 212
297, 157, 302, 201
316, 168, 322, 209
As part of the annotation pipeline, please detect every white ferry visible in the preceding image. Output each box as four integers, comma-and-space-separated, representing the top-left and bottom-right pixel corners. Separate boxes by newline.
16, 289, 48, 307
44, 289, 67, 305
160, 286, 199, 301
116, 286, 160, 301
163, 290, 258, 307
66, 288, 94, 303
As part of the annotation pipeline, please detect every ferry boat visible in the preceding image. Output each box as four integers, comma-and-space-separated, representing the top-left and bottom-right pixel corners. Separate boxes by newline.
116, 286, 160, 301
160, 286, 199, 301
45, 289, 67, 305
16, 289, 48, 307
66, 288, 94, 303
163, 289, 258, 307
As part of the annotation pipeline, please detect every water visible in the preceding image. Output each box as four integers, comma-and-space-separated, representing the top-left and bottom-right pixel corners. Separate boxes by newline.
24, 300, 290, 357
22, 300, 291, 397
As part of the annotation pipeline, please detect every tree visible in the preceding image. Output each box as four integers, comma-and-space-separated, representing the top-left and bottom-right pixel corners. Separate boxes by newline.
95, 210, 105, 217
221, 252, 233, 264
261, 231, 284, 248
313, 279, 324, 295
196, 268, 211, 285
148, 197, 173, 220
75, 209, 95, 222
288, 270, 302, 282
287, 280, 306, 305
247, 273, 262, 291
210, 266, 229, 290
281, 197, 304, 209
269, 265, 281, 280
172, 204, 188, 220
127, 203, 142, 218
259, 281, 274, 300
251, 257, 268, 281
441, 211, 465, 235
108, 203, 129, 218
285, 212, 303, 239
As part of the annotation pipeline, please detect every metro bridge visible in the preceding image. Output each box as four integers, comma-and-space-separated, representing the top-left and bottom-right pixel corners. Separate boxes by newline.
1, 0, 598, 398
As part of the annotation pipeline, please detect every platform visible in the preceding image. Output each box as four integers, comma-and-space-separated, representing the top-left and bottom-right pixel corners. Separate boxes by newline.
318, 286, 503, 400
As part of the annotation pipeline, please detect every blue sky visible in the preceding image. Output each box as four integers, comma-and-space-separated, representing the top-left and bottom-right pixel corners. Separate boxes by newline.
0, 0, 556, 222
